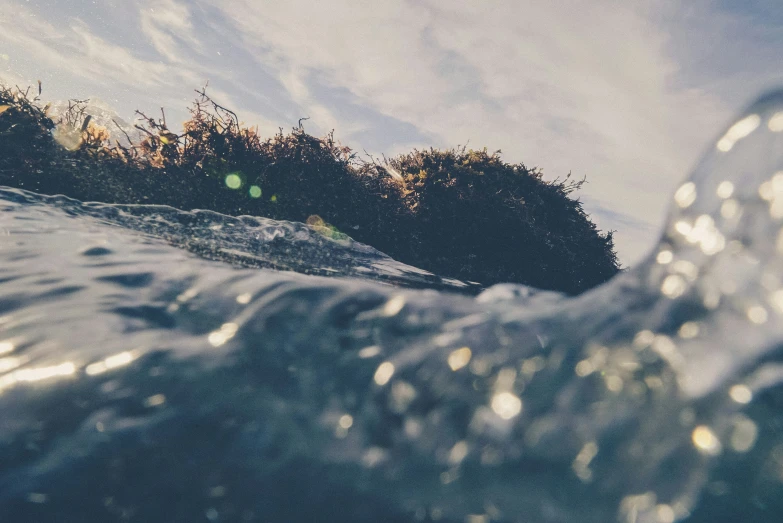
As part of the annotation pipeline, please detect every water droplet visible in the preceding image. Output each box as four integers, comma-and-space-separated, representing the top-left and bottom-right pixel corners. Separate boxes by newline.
769, 111, 783, 132
338, 414, 353, 429
490, 392, 522, 420
374, 361, 395, 386
382, 295, 406, 316
447, 347, 472, 371
448, 440, 469, 465
678, 322, 700, 339
720, 199, 740, 219
692, 425, 722, 456
747, 305, 768, 324
716, 114, 760, 152
674, 182, 697, 208
730, 416, 758, 453
716, 181, 735, 199
661, 275, 687, 299
656, 250, 673, 264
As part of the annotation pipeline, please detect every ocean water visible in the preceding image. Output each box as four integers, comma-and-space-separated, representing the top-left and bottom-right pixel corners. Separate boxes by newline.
1, 92, 783, 523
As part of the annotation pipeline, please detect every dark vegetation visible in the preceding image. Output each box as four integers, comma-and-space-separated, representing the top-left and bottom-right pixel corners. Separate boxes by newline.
0, 84, 619, 294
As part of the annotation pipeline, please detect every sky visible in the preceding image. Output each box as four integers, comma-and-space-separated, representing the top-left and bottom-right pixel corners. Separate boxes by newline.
1, 0, 782, 265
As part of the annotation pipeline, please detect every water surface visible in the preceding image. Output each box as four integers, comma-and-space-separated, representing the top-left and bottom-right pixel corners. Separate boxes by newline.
1, 92, 783, 522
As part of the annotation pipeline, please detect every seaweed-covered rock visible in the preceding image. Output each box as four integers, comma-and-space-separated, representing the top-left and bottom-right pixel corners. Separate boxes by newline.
0, 85, 619, 294
384, 148, 619, 293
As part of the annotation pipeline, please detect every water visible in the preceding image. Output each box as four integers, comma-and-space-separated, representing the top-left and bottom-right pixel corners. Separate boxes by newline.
1, 92, 783, 523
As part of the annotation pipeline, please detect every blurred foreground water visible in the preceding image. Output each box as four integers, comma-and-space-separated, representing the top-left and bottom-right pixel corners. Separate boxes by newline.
1, 92, 783, 522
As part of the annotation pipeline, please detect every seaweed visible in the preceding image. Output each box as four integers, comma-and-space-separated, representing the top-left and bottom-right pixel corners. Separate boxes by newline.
0, 84, 620, 294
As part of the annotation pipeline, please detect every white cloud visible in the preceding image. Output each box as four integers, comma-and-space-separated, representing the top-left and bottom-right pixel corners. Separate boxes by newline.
0, 0, 211, 125
0, 4, 164, 88
204, 0, 738, 263
0, 57, 23, 87
139, 0, 202, 63
2, 0, 780, 266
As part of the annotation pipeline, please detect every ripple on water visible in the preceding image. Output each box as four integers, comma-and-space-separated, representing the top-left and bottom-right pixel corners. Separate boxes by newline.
1, 91, 783, 522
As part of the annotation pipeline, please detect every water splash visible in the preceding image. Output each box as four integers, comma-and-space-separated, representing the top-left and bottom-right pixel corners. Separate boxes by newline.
1, 92, 783, 522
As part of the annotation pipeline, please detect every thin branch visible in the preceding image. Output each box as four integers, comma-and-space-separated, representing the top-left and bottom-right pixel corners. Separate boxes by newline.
112, 118, 133, 145
133, 124, 155, 138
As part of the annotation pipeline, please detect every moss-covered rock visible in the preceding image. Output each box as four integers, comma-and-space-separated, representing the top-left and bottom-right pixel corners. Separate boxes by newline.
0, 85, 619, 294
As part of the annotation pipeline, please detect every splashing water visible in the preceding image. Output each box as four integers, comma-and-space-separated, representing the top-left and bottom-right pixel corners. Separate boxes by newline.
1, 92, 783, 523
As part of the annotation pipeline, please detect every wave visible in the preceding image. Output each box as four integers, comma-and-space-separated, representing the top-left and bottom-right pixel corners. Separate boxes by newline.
0, 91, 782, 522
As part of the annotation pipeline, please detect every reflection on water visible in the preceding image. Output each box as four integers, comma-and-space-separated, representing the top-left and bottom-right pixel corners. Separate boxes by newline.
0, 91, 783, 522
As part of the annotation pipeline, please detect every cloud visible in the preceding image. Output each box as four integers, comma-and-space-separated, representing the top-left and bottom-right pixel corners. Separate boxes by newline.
0, 4, 163, 87
139, 0, 202, 63
0, 0, 213, 128
201, 0, 733, 263
2, 0, 780, 266
202, 0, 783, 263
0, 56, 23, 87
581, 195, 661, 266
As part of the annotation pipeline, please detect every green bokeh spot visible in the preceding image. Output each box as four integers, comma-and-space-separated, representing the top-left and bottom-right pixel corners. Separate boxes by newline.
225, 173, 242, 189
249, 185, 262, 198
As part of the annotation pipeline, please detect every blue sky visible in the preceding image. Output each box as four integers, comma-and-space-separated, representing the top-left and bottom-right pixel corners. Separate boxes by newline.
2, 0, 782, 265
